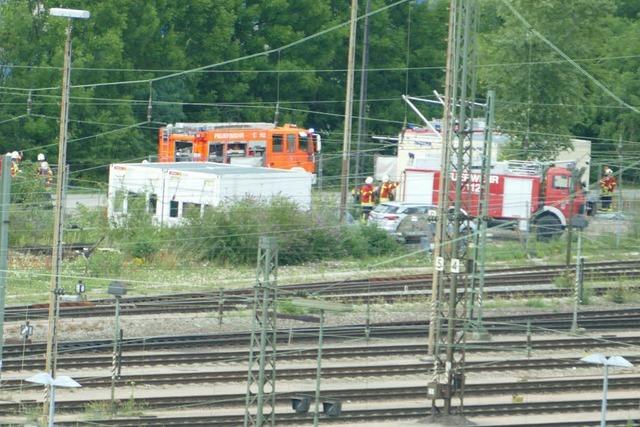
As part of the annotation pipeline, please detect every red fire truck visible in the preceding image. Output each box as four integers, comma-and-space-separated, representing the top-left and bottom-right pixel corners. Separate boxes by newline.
401, 161, 587, 239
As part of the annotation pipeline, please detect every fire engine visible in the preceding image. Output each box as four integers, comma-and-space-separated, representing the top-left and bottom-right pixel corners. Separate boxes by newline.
158, 122, 321, 174
401, 160, 587, 240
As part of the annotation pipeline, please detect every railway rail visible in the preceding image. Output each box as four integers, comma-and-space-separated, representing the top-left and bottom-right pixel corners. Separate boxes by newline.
4, 356, 640, 390
3, 307, 640, 362
5, 259, 640, 321
3, 376, 640, 417
51, 397, 640, 426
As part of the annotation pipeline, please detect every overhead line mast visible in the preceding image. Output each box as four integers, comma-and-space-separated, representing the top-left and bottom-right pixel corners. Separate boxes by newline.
427, 0, 478, 418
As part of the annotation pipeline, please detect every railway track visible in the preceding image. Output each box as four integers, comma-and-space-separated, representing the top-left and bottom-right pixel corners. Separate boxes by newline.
3, 376, 640, 416
4, 355, 640, 390
3, 307, 640, 362
52, 397, 640, 426
5, 259, 640, 321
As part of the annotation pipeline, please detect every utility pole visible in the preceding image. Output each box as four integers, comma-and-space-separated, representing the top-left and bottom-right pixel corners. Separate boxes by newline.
0, 154, 12, 380
244, 237, 278, 427
467, 90, 495, 338
571, 231, 583, 333
565, 170, 576, 266
339, 0, 359, 223
427, 0, 477, 418
617, 135, 623, 211
43, 9, 90, 421
354, 0, 371, 187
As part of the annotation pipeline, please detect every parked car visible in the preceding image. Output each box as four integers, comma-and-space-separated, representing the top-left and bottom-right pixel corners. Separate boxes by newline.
368, 202, 436, 241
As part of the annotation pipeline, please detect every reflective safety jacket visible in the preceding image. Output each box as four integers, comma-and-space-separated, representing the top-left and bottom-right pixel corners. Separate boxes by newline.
599, 175, 616, 194
359, 183, 375, 206
10, 161, 19, 177
379, 182, 398, 202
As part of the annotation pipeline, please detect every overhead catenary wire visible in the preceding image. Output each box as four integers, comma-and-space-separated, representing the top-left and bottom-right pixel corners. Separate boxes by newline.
499, 0, 640, 115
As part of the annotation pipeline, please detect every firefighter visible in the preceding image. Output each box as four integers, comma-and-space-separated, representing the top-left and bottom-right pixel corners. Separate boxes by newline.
37, 153, 53, 186
599, 167, 617, 211
379, 174, 398, 203
9, 151, 21, 177
359, 176, 375, 221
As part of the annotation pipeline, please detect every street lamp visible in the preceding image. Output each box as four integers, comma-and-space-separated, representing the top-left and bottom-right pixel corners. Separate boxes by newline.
26, 372, 81, 427
44, 7, 90, 420
580, 353, 634, 427
290, 298, 352, 426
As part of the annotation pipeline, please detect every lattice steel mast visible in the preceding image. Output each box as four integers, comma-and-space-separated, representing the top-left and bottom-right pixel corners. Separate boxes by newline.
468, 89, 495, 337
244, 237, 278, 427
427, 0, 478, 417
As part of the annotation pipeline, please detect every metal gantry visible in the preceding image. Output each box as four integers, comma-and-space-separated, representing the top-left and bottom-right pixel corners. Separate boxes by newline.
244, 237, 279, 427
427, 0, 478, 417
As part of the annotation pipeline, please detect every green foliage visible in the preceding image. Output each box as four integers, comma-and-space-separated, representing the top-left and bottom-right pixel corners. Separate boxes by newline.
177, 197, 398, 265
524, 298, 547, 309
277, 299, 307, 316
86, 250, 124, 277
0, 0, 451, 181
479, 0, 615, 160
553, 272, 573, 288
605, 285, 638, 304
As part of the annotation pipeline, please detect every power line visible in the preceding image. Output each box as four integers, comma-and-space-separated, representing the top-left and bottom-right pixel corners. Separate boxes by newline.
500, 0, 640, 115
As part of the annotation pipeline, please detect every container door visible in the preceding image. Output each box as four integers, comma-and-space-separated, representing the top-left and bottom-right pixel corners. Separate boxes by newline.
502, 177, 533, 218
404, 171, 434, 204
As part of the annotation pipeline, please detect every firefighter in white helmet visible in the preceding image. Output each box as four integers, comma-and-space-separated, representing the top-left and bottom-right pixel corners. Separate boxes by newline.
358, 176, 376, 220
37, 153, 53, 186
379, 174, 398, 203
599, 166, 616, 211
9, 151, 21, 177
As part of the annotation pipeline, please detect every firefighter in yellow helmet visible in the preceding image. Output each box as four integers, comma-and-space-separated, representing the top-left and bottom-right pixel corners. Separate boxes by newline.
379, 174, 398, 203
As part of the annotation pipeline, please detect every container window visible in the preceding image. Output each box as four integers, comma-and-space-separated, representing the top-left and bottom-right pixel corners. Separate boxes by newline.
272, 134, 283, 152
113, 190, 125, 212
148, 193, 158, 214
287, 134, 296, 153
169, 200, 179, 218
552, 175, 570, 189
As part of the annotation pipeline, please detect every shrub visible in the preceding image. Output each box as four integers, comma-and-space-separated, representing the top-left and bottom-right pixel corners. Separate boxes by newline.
87, 250, 124, 277
110, 197, 400, 267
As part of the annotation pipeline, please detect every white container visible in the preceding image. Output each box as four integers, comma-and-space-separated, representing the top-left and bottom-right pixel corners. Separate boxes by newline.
108, 162, 312, 226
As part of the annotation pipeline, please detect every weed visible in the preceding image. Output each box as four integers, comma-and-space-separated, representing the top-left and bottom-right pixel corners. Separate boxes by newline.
278, 299, 307, 316
525, 298, 547, 309
84, 400, 111, 419
553, 272, 573, 288
580, 286, 594, 305
87, 250, 124, 277
606, 286, 639, 304
22, 404, 40, 422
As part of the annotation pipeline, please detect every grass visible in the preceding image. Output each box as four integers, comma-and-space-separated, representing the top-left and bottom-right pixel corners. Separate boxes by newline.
5, 191, 640, 306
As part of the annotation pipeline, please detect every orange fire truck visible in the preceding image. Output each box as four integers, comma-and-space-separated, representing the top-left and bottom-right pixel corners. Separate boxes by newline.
158, 122, 321, 174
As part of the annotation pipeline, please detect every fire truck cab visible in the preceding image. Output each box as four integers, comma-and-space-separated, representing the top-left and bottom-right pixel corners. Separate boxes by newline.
158, 122, 320, 174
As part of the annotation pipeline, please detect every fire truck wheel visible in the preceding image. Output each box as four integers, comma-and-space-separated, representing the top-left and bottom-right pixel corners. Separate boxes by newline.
534, 215, 562, 242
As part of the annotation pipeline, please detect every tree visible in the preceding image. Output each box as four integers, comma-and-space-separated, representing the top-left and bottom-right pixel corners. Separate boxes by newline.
478, 0, 615, 160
